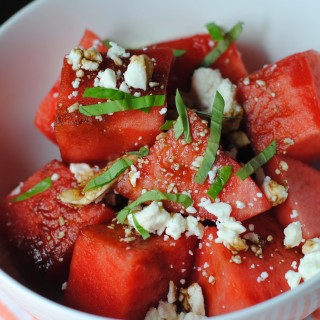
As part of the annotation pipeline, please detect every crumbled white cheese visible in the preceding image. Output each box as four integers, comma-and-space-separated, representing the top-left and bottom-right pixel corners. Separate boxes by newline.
191, 156, 203, 169
124, 54, 154, 90
159, 107, 167, 115
201, 201, 232, 220
119, 81, 130, 93
127, 201, 204, 240
128, 165, 140, 187
285, 270, 301, 289
51, 173, 60, 181
72, 78, 81, 89
158, 301, 177, 319
298, 252, 320, 281
290, 209, 299, 219
94, 68, 117, 88
302, 238, 320, 255
67, 47, 102, 72
69, 163, 96, 184
257, 271, 269, 283
107, 41, 130, 66
165, 213, 187, 240
128, 201, 170, 235
145, 282, 206, 320
186, 216, 204, 239
215, 219, 247, 251
67, 48, 83, 70
67, 102, 79, 113
186, 283, 206, 316
10, 182, 24, 196
236, 200, 246, 209
191, 67, 243, 116
167, 281, 176, 304
262, 176, 288, 206
284, 221, 303, 248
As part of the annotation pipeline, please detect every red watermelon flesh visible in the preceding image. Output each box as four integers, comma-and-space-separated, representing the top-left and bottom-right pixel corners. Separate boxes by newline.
237, 50, 320, 163
55, 48, 173, 163
265, 155, 320, 239
190, 212, 303, 316
116, 110, 271, 221
64, 224, 198, 320
34, 29, 108, 143
0, 160, 115, 281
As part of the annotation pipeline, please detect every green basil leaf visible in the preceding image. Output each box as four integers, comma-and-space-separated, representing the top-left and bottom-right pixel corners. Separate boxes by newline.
173, 90, 191, 143
116, 189, 192, 223
207, 165, 233, 200
206, 22, 224, 40
201, 22, 243, 67
236, 140, 277, 180
127, 147, 150, 157
84, 158, 133, 192
173, 49, 186, 57
160, 120, 175, 131
79, 95, 165, 116
131, 214, 150, 240
194, 91, 225, 184
83, 87, 133, 100
11, 177, 52, 202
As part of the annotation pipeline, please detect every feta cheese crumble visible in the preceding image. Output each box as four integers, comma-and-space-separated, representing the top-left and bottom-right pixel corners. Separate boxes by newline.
283, 221, 303, 248
127, 201, 204, 240
124, 54, 154, 90
94, 68, 117, 88
262, 176, 288, 206
190, 68, 243, 131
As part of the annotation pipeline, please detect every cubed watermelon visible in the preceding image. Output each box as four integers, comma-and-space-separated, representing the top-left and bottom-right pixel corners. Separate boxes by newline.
237, 50, 320, 162
64, 224, 198, 319
55, 48, 174, 163
0, 160, 115, 281
116, 110, 271, 221
265, 155, 320, 239
34, 29, 108, 143
151, 33, 247, 96
190, 212, 303, 316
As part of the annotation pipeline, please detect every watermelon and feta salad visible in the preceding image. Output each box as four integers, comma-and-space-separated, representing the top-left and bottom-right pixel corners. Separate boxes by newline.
1, 21, 320, 319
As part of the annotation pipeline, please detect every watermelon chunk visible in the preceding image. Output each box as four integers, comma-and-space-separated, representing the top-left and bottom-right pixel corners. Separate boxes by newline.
265, 155, 320, 239
151, 33, 247, 96
0, 160, 115, 281
116, 110, 271, 221
190, 212, 303, 316
64, 224, 198, 319
55, 48, 174, 163
34, 30, 108, 143
237, 50, 320, 162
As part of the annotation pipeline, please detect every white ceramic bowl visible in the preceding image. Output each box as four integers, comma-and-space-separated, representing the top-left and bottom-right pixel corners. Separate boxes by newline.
1, 0, 320, 319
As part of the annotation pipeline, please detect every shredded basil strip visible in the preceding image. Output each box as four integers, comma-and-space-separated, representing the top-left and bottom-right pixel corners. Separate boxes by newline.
236, 140, 277, 180
201, 22, 243, 67
103, 39, 112, 48
84, 158, 133, 192
160, 120, 174, 131
127, 147, 150, 157
131, 214, 150, 240
11, 177, 52, 202
206, 22, 224, 40
116, 189, 192, 223
173, 49, 186, 57
79, 95, 165, 116
173, 90, 191, 143
207, 166, 233, 200
194, 91, 225, 184
83, 87, 133, 100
